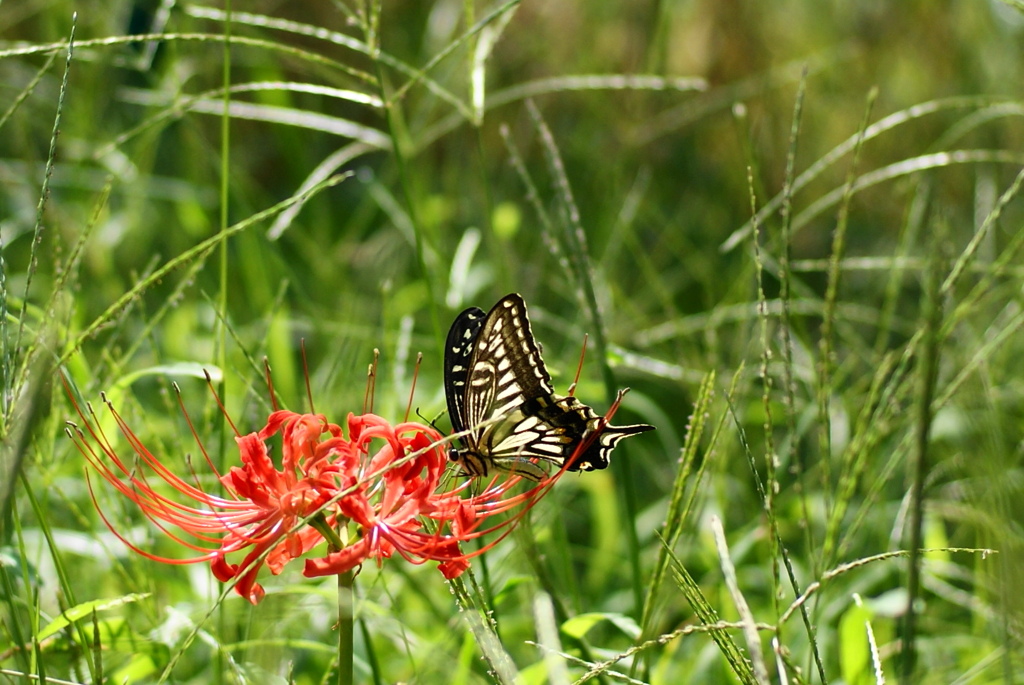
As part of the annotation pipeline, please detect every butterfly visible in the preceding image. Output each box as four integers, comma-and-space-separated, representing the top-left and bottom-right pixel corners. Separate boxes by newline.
444, 292, 654, 481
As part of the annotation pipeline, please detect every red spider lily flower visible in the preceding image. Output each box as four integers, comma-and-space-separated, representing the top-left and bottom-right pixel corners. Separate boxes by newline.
64, 384, 551, 604
303, 412, 551, 580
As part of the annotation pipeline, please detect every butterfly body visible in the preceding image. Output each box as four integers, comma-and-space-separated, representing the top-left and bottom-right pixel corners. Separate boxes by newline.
444, 293, 654, 481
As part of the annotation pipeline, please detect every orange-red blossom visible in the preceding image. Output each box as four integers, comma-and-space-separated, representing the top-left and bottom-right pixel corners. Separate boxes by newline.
68, 400, 545, 604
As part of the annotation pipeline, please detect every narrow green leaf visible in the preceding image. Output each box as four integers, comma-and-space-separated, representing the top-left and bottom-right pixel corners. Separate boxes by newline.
36, 593, 150, 642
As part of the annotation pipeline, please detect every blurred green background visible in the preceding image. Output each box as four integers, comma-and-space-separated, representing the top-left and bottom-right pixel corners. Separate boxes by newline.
3, 1, 1024, 683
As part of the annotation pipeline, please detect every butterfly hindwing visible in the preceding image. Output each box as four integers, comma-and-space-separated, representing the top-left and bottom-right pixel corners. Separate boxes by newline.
444, 293, 654, 480
544, 395, 655, 471
517, 393, 654, 471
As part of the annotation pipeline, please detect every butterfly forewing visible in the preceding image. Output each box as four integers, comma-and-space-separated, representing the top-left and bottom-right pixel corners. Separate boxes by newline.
444, 306, 486, 435
463, 294, 554, 429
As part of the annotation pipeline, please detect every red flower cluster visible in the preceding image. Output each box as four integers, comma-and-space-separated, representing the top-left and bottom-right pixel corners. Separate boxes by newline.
67, 397, 546, 604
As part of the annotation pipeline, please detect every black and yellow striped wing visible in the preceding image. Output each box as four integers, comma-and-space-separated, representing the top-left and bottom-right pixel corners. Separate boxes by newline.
444, 293, 654, 481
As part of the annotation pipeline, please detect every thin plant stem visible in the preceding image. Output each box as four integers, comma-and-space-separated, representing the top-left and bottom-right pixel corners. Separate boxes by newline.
338, 569, 355, 685
366, 29, 442, 351
778, 70, 814, 579
8, 17, 74, 424
216, 9, 233, 682
524, 99, 645, 620
749, 165, 827, 684
901, 223, 944, 682
309, 513, 355, 685
817, 86, 877, 519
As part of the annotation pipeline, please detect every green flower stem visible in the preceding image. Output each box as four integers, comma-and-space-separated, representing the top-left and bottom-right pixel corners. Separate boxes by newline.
337, 568, 354, 685
309, 513, 347, 551
308, 513, 354, 685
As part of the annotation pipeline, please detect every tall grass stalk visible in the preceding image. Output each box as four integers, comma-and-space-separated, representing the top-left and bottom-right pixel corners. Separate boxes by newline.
901, 224, 944, 682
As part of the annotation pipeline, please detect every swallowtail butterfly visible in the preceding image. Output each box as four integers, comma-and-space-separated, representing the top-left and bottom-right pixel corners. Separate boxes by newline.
444, 293, 654, 481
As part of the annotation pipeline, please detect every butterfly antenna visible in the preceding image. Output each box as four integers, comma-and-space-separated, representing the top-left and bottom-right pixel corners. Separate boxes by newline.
415, 407, 435, 427
364, 348, 379, 414
301, 338, 315, 413
404, 351, 422, 423
568, 333, 588, 396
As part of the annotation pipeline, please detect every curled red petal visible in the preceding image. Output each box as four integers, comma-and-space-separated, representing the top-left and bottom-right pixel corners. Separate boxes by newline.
438, 558, 470, 579
303, 537, 372, 577
211, 554, 237, 583
257, 410, 295, 440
